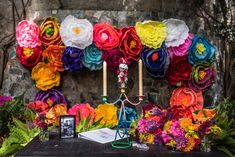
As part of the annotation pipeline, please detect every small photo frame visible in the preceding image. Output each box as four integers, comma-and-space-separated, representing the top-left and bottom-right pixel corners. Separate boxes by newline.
60, 115, 76, 139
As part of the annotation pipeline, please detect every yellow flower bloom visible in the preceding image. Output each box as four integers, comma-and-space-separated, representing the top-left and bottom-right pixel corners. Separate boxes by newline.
166, 140, 176, 148
32, 62, 60, 91
94, 104, 118, 128
182, 137, 196, 152
206, 125, 222, 136
163, 121, 172, 132
196, 43, 206, 54
146, 133, 155, 144
135, 21, 167, 49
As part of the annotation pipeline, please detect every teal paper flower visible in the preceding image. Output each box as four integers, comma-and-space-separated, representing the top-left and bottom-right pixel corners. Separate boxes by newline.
82, 44, 103, 70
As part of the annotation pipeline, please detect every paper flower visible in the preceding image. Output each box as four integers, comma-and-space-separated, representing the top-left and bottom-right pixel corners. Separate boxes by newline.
16, 45, 43, 69
119, 26, 142, 61
46, 103, 67, 126
42, 45, 64, 72
60, 15, 93, 49
102, 49, 124, 72
34, 89, 67, 107
0, 96, 12, 107
141, 46, 169, 78
82, 44, 103, 70
16, 20, 41, 48
93, 22, 119, 50
118, 106, 137, 127
167, 55, 192, 87
163, 18, 189, 47
94, 104, 118, 127
40, 17, 62, 47
135, 21, 166, 49
68, 104, 95, 125
188, 36, 216, 64
167, 34, 193, 58
193, 109, 216, 123
32, 62, 60, 91
170, 87, 203, 113
189, 62, 216, 91
27, 101, 49, 112
182, 137, 196, 152
62, 47, 84, 72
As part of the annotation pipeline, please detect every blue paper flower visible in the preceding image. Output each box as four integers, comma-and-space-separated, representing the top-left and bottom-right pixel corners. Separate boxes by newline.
62, 47, 84, 72
82, 44, 103, 70
188, 35, 216, 64
141, 46, 169, 78
118, 106, 137, 128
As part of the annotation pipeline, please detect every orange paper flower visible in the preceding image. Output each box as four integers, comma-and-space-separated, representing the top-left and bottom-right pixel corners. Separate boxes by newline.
46, 103, 67, 126
42, 45, 65, 72
32, 62, 60, 91
193, 109, 216, 123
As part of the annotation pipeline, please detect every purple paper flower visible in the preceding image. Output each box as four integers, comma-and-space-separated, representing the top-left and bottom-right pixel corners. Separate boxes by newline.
175, 136, 188, 149
62, 47, 84, 72
0, 96, 12, 106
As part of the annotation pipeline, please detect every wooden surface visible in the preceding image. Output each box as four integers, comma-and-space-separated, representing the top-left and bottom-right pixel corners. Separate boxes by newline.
15, 134, 227, 157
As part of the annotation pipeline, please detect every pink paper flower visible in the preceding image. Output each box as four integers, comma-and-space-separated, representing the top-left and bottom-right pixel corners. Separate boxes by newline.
16, 20, 41, 48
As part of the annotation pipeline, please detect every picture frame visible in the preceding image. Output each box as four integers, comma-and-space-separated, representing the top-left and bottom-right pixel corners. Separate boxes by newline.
60, 115, 76, 139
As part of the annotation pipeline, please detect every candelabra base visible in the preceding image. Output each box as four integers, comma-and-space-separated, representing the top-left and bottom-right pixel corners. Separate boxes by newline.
112, 141, 132, 149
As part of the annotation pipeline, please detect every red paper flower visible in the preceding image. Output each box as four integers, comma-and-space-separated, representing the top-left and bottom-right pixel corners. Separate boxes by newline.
119, 26, 142, 61
27, 101, 49, 113
167, 55, 192, 87
93, 22, 119, 50
170, 106, 193, 119
16, 45, 43, 69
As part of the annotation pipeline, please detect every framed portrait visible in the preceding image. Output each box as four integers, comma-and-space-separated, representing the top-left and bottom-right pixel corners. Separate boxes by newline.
60, 115, 76, 139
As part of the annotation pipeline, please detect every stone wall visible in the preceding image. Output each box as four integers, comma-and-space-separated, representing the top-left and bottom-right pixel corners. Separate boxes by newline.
0, 0, 225, 109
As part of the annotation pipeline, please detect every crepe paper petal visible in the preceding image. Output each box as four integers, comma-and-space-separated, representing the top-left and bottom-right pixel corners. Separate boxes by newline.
167, 34, 194, 58
32, 62, 60, 91
27, 101, 49, 112
34, 89, 67, 107
16, 45, 43, 69
42, 45, 65, 72
167, 55, 192, 87
119, 26, 142, 61
40, 16, 62, 47
60, 15, 93, 49
62, 47, 84, 72
188, 35, 216, 65
192, 109, 216, 123
93, 22, 119, 50
135, 21, 167, 49
68, 103, 95, 125
141, 46, 169, 78
16, 20, 41, 48
170, 87, 203, 113
163, 18, 189, 47
82, 44, 103, 70
189, 62, 216, 91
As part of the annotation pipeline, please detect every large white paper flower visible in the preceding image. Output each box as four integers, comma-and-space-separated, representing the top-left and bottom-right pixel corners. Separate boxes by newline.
164, 18, 189, 47
60, 15, 93, 49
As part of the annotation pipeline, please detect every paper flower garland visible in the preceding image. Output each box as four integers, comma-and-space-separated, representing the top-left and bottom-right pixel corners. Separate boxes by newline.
189, 62, 216, 91
16, 45, 42, 69
170, 87, 203, 113
167, 34, 193, 58
164, 18, 189, 47
82, 44, 103, 70
62, 47, 84, 72
102, 49, 124, 72
93, 22, 120, 50
135, 21, 166, 49
119, 26, 142, 61
94, 104, 118, 127
34, 89, 67, 107
16, 20, 41, 48
167, 55, 192, 87
188, 35, 216, 64
141, 46, 169, 78
60, 15, 93, 49
40, 17, 62, 47
32, 62, 60, 91
42, 45, 65, 72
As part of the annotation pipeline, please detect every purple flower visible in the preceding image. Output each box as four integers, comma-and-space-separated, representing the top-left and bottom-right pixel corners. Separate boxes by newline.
146, 120, 159, 133
174, 136, 188, 149
162, 131, 171, 143
62, 47, 84, 72
170, 121, 185, 137
0, 96, 12, 106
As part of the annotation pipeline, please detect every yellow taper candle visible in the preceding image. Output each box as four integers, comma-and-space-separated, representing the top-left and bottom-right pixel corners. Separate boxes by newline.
138, 59, 143, 96
103, 61, 107, 96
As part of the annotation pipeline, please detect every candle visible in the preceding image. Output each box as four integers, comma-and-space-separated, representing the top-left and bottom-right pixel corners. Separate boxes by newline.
103, 61, 107, 96
138, 59, 143, 96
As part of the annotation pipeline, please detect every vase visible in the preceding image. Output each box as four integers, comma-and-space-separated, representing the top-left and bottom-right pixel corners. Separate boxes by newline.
39, 128, 49, 142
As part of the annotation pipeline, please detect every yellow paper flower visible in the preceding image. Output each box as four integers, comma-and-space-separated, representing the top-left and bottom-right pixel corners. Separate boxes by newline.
32, 62, 60, 91
146, 133, 155, 144
94, 104, 118, 127
135, 21, 167, 49
206, 125, 222, 136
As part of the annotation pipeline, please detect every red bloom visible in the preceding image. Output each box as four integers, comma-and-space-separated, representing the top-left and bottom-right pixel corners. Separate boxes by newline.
167, 55, 192, 87
119, 26, 142, 61
16, 45, 43, 69
27, 101, 49, 112
170, 106, 193, 119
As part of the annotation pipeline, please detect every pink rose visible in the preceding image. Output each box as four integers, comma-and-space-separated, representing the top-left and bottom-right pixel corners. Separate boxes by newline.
16, 20, 41, 48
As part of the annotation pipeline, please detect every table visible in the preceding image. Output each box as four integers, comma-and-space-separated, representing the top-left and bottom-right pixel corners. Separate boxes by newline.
15, 134, 227, 157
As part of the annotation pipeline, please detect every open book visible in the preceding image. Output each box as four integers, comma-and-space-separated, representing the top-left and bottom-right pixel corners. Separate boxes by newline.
78, 128, 126, 144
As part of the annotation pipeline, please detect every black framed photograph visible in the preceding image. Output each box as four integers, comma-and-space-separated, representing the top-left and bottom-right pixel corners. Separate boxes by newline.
60, 115, 76, 139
